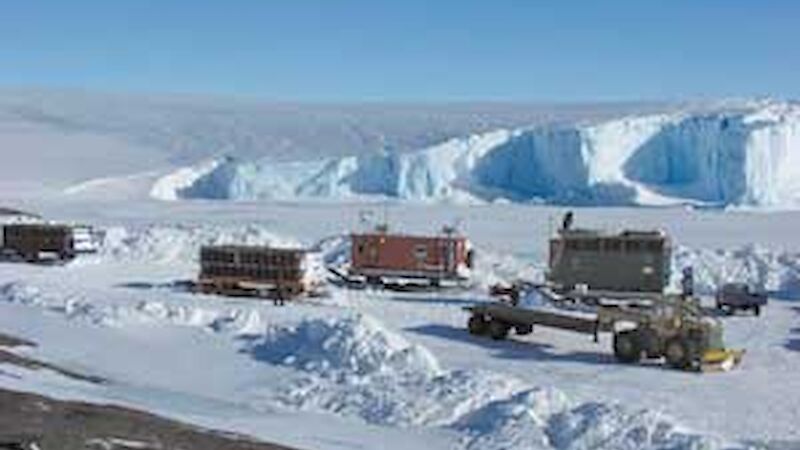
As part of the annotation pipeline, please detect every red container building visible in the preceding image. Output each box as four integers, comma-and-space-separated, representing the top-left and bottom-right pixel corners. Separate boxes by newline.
349, 227, 473, 284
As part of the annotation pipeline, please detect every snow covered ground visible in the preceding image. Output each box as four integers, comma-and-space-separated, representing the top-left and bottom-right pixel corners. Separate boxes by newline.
1, 90, 800, 449
0, 220, 798, 449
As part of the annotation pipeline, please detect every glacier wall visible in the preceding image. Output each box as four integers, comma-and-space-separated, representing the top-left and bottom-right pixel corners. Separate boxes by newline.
156, 102, 800, 208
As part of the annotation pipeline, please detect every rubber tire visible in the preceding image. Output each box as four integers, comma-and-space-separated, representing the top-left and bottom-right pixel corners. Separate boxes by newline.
468, 315, 489, 336
754, 305, 761, 316
488, 319, 511, 341
613, 330, 642, 363
665, 337, 693, 370
515, 324, 534, 336
638, 328, 663, 359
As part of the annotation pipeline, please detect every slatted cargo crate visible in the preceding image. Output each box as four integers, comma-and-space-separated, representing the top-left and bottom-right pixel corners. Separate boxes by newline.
197, 245, 323, 299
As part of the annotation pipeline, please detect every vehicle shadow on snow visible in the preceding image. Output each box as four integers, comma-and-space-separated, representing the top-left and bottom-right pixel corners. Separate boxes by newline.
783, 307, 800, 353
387, 295, 485, 307
237, 337, 286, 366
114, 280, 194, 292
786, 335, 800, 353
405, 324, 656, 369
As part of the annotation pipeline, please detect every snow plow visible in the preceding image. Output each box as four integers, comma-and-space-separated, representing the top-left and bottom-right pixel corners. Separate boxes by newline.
195, 245, 325, 301
329, 224, 474, 291
465, 293, 744, 372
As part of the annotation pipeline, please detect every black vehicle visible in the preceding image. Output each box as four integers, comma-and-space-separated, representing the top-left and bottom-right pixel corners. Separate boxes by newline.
715, 283, 768, 316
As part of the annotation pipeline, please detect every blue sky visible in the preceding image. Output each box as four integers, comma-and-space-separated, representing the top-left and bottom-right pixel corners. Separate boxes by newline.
0, 1, 797, 101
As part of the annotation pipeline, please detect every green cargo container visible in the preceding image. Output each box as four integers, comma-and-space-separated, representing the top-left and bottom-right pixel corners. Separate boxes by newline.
548, 228, 671, 293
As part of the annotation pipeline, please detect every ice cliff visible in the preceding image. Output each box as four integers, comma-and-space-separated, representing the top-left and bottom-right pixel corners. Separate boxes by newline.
155, 101, 800, 208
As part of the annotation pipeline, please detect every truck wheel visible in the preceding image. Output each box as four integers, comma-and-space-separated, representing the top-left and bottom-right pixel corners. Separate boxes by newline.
665, 338, 693, 369
515, 324, 534, 336
613, 330, 641, 363
638, 328, 663, 359
488, 319, 510, 340
754, 305, 761, 316
468, 315, 489, 336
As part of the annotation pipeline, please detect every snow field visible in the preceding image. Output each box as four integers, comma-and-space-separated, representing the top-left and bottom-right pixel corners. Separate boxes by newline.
2, 223, 798, 448
0, 277, 733, 450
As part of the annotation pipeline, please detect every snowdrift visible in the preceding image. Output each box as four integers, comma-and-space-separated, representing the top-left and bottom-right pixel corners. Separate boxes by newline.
95, 224, 298, 265
673, 245, 800, 298
0, 278, 737, 450
249, 313, 722, 450
155, 101, 800, 208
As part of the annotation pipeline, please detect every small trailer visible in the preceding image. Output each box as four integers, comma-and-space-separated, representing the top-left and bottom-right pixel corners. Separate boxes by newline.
1, 224, 77, 263
465, 294, 743, 372
334, 225, 474, 289
196, 245, 324, 300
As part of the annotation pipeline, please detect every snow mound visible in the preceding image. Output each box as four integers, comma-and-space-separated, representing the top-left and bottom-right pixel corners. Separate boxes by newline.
673, 245, 800, 298
156, 102, 800, 208
247, 314, 525, 427
546, 402, 715, 450
471, 242, 800, 299
253, 314, 442, 377
244, 314, 737, 450
311, 234, 351, 267
0, 279, 303, 336
456, 388, 571, 449
0, 281, 115, 325
96, 224, 298, 265
472, 247, 547, 289
457, 389, 724, 450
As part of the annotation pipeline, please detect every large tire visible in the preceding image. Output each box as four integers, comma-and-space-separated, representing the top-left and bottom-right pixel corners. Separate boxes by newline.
665, 337, 694, 370
754, 305, 761, 316
488, 319, 511, 340
638, 328, 663, 359
468, 315, 489, 336
613, 330, 642, 363
515, 324, 534, 336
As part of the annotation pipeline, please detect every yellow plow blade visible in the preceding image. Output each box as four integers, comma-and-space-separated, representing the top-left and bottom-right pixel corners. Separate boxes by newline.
700, 349, 745, 372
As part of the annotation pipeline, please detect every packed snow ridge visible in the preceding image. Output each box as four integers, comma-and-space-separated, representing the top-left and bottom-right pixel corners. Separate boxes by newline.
154, 101, 800, 208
